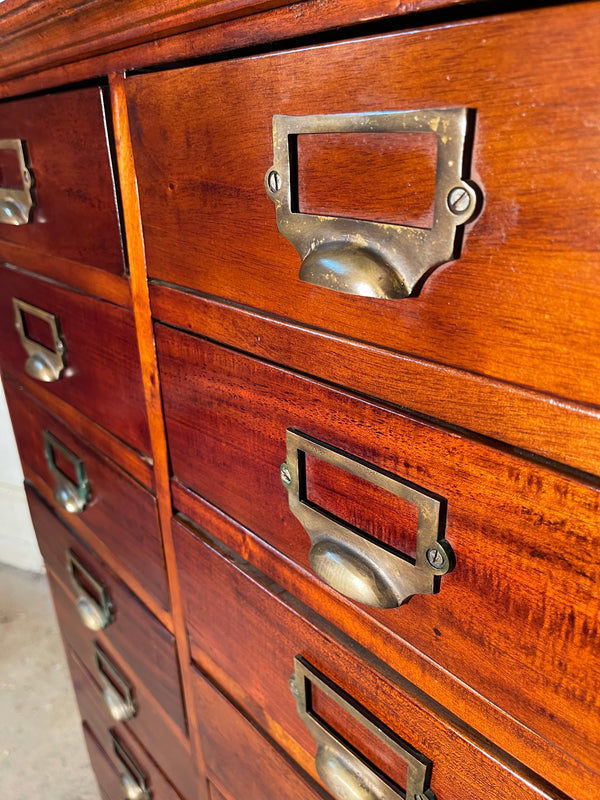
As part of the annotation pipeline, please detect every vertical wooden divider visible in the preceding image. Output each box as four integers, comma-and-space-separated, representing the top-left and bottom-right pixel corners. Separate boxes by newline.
109, 72, 209, 800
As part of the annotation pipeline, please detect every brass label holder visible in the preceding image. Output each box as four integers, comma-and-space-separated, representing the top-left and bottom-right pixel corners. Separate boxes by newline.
0, 139, 35, 225
43, 430, 90, 514
265, 109, 479, 298
111, 732, 151, 800
94, 643, 137, 723
13, 298, 66, 383
290, 656, 435, 800
281, 429, 453, 609
66, 549, 113, 631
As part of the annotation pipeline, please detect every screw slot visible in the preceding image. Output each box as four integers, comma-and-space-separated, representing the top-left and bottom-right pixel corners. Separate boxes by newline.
447, 186, 471, 215
280, 462, 292, 486
267, 170, 282, 193
426, 545, 447, 570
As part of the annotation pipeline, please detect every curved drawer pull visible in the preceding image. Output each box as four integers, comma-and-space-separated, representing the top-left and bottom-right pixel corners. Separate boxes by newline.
290, 657, 435, 800
281, 429, 453, 609
112, 733, 151, 800
94, 643, 136, 723
266, 109, 480, 299
0, 139, 35, 225
66, 549, 113, 631
43, 430, 90, 514
13, 298, 66, 383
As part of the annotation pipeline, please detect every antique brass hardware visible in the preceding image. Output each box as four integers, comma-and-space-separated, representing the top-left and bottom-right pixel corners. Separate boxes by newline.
281, 430, 453, 608
66, 549, 113, 631
94, 643, 136, 723
13, 298, 66, 382
112, 733, 151, 800
0, 139, 34, 225
290, 656, 435, 800
43, 430, 90, 514
265, 110, 479, 298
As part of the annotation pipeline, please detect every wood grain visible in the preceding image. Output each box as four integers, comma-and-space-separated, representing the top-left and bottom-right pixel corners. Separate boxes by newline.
157, 324, 600, 795
127, 2, 600, 410
4, 379, 170, 613
0, 265, 151, 455
0, 87, 124, 275
178, 522, 558, 800
29, 486, 187, 733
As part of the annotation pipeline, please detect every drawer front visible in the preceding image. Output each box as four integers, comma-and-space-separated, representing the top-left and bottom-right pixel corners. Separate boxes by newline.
192, 668, 325, 800
4, 380, 168, 610
27, 486, 186, 733
0, 87, 123, 274
82, 720, 183, 800
0, 266, 150, 454
157, 323, 600, 784
177, 521, 556, 800
67, 646, 196, 800
129, 2, 600, 409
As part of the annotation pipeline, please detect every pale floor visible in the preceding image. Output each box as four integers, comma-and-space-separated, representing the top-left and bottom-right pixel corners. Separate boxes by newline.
0, 563, 101, 800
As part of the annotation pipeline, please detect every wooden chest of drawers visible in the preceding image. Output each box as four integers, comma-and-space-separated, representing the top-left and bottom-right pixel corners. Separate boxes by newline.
0, 2, 598, 800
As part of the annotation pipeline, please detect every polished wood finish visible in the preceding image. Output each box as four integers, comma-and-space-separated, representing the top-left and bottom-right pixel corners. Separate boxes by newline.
128, 2, 600, 411
82, 724, 123, 800
0, 87, 124, 276
4, 380, 169, 611
67, 647, 196, 800
157, 324, 600, 786
28, 487, 186, 732
0, 266, 151, 455
176, 520, 558, 800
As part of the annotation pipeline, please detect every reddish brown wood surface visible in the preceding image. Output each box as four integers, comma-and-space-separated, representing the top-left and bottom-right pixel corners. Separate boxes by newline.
128, 2, 600, 411
0, 266, 151, 455
67, 647, 196, 800
157, 323, 600, 794
179, 523, 556, 800
150, 283, 600, 477
4, 380, 169, 611
82, 723, 123, 800
28, 487, 187, 733
0, 0, 471, 90
192, 666, 326, 800
109, 73, 208, 799
0, 87, 124, 275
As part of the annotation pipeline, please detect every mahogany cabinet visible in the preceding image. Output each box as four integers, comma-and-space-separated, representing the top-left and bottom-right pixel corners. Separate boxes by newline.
0, 2, 598, 800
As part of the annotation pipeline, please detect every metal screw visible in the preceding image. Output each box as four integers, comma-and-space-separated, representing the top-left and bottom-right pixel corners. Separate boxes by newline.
426, 545, 447, 570
22, 169, 31, 187
289, 676, 299, 697
267, 170, 282, 193
280, 462, 292, 487
447, 186, 471, 214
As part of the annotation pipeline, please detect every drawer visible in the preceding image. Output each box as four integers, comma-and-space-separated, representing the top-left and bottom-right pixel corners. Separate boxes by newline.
192, 667, 326, 800
157, 323, 600, 791
82, 719, 183, 800
0, 86, 124, 275
128, 2, 600, 410
67, 646, 196, 800
4, 380, 168, 611
177, 521, 556, 800
0, 266, 150, 454
27, 486, 186, 733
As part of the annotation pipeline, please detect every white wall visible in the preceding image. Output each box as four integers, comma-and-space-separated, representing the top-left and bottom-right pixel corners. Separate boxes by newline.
0, 381, 43, 572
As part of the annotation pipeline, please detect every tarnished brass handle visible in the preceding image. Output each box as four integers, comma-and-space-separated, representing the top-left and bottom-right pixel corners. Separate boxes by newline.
66, 550, 112, 631
43, 431, 90, 514
94, 644, 136, 723
290, 657, 435, 800
112, 734, 151, 800
0, 139, 35, 225
266, 110, 479, 299
281, 430, 453, 609
13, 298, 66, 382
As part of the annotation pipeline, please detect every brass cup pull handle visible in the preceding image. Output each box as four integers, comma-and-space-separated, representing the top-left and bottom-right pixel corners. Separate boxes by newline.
112, 734, 151, 800
265, 110, 479, 299
66, 550, 113, 631
43, 431, 90, 514
94, 644, 136, 723
0, 139, 35, 226
291, 657, 435, 800
281, 429, 453, 609
13, 298, 66, 383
